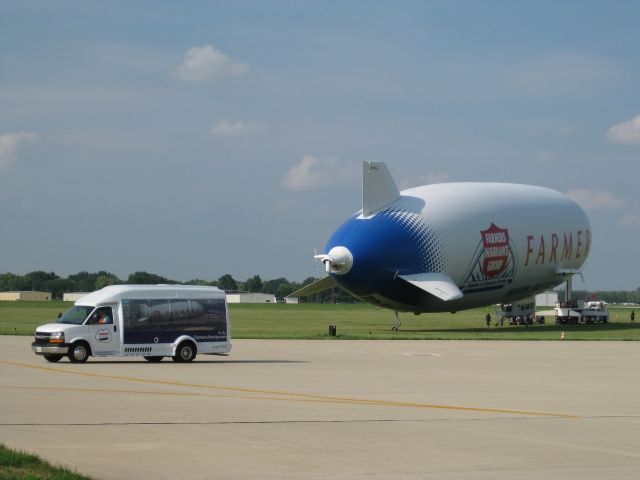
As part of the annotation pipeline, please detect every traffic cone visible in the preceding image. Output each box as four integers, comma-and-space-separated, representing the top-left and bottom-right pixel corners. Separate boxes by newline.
560, 331, 565, 340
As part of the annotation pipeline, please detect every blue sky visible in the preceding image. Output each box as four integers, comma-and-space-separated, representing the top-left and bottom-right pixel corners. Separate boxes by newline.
1, 0, 639, 290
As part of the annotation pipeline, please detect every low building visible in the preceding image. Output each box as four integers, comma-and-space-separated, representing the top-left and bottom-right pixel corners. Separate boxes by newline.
284, 297, 299, 304
63, 292, 91, 302
535, 291, 559, 307
226, 292, 277, 304
0, 291, 51, 301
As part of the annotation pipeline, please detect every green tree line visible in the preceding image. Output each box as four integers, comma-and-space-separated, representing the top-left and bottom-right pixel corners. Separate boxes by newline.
0, 271, 356, 303
3, 271, 637, 305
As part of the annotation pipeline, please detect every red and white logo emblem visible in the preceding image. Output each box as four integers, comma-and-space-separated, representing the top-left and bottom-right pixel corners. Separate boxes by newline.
95, 328, 112, 343
481, 223, 510, 278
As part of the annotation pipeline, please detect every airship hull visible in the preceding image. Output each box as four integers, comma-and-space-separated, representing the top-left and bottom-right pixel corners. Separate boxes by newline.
325, 181, 590, 313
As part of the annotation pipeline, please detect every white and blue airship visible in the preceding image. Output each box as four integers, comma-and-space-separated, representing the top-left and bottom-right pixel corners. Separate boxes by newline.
292, 162, 590, 316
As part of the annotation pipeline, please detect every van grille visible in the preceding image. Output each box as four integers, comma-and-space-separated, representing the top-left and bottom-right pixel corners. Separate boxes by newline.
34, 332, 51, 344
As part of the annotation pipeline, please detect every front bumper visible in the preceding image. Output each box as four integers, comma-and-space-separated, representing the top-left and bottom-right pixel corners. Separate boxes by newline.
32, 342, 70, 355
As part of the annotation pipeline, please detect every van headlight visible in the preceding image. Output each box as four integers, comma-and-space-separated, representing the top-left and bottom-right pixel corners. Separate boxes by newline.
50, 332, 65, 343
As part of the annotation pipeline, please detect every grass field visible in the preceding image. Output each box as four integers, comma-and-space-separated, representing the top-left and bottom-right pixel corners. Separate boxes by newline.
0, 443, 94, 480
0, 300, 638, 340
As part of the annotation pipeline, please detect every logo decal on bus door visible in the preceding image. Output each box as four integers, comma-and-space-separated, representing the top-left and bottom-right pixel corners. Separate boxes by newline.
96, 328, 112, 343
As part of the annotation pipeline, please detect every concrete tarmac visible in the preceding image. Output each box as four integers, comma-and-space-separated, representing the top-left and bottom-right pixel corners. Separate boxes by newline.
1, 336, 640, 479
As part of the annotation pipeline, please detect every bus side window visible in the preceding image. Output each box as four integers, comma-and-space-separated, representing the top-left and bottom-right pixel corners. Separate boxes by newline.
87, 307, 113, 325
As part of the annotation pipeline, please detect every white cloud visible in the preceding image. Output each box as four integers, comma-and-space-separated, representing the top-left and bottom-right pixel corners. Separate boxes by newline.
606, 115, 640, 145
282, 156, 358, 192
174, 45, 249, 82
211, 120, 264, 138
0, 132, 39, 172
620, 212, 640, 227
566, 188, 624, 210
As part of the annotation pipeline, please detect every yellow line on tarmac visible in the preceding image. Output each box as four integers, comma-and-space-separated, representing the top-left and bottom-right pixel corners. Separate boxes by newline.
3, 384, 409, 406
2, 384, 565, 413
0, 360, 580, 418
2, 385, 236, 399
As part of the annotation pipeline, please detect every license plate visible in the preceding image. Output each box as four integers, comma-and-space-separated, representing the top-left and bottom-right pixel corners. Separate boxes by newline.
35, 347, 43, 353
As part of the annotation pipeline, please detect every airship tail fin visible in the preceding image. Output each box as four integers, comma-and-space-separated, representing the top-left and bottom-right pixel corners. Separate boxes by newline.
398, 273, 464, 301
362, 162, 400, 216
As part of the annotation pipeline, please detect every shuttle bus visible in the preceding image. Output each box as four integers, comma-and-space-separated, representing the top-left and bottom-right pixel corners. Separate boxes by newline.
32, 285, 230, 363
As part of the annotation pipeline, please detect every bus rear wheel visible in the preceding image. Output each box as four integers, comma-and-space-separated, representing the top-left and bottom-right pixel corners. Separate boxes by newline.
172, 342, 197, 363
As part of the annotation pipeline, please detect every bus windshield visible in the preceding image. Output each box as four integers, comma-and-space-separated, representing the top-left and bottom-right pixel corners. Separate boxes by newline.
57, 306, 95, 325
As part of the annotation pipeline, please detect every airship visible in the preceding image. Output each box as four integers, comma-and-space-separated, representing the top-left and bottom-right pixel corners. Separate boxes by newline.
293, 162, 590, 318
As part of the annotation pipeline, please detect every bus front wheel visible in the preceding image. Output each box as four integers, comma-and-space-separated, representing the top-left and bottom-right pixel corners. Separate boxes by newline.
44, 354, 63, 363
68, 342, 90, 363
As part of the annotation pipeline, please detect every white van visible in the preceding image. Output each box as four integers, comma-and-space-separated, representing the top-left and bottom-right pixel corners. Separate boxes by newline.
31, 285, 230, 363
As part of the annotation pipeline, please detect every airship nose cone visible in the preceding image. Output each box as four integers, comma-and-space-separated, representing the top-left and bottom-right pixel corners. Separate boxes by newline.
321, 246, 353, 275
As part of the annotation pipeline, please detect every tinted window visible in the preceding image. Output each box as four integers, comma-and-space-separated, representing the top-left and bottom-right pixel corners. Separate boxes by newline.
149, 299, 171, 328
122, 297, 227, 343
171, 299, 189, 323
122, 299, 150, 331
190, 298, 227, 332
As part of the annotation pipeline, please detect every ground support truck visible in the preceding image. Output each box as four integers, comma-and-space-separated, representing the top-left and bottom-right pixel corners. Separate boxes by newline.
535, 300, 609, 325
497, 298, 544, 326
